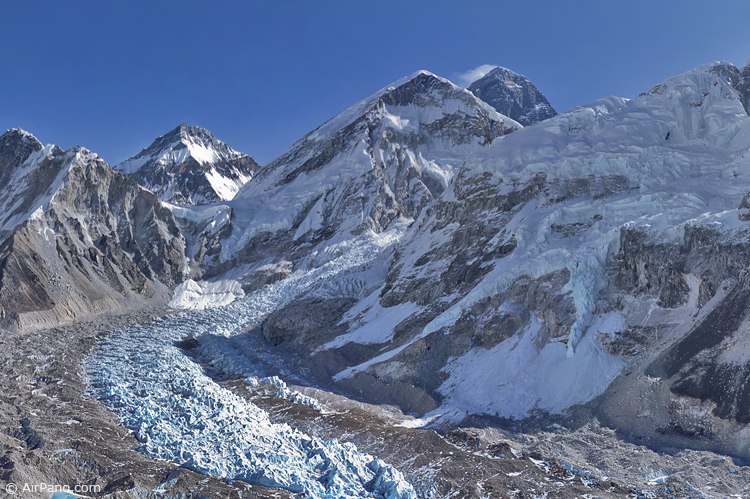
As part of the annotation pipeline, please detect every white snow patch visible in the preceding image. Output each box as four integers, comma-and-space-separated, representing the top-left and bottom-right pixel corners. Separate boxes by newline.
169, 279, 245, 310
205, 167, 250, 201
321, 291, 420, 350
436, 316, 625, 419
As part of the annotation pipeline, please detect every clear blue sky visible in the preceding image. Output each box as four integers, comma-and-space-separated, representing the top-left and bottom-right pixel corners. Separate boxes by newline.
2, 1, 750, 164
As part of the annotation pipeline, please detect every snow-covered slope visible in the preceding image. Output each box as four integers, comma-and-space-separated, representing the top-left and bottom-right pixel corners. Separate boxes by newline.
326, 62, 750, 422
326, 62, 749, 413
182, 61, 750, 448
215, 71, 519, 278
468, 66, 557, 125
117, 124, 258, 206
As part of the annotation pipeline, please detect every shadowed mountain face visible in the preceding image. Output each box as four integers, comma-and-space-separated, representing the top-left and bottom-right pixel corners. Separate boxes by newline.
468, 66, 556, 126
0, 129, 187, 331
116, 124, 259, 206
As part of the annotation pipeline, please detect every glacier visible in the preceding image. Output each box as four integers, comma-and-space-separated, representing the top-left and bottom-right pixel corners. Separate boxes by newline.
86, 229, 416, 498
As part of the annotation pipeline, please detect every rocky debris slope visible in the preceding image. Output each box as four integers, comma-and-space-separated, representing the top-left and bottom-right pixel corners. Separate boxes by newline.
468, 66, 557, 125
0, 312, 292, 498
4, 309, 741, 499
116, 124, 258, 206
0, 129, 187, 330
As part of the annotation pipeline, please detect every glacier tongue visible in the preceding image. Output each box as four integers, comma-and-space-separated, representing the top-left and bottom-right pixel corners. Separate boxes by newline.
86, 230, 415, 498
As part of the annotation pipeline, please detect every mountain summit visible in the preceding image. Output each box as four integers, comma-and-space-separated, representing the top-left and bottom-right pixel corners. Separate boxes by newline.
116, 124, 258, 206
224, 70, 520, 265
468, 66, 556, 125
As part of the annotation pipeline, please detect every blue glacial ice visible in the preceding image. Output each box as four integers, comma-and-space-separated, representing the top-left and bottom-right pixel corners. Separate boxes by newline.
86, 232, 416, 498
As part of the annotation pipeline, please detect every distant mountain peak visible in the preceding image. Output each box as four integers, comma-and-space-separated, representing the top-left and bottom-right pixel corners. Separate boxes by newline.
118, 124, 240, 174
468, 66, 556, 126
0, 128, 45, 175
166, 123, 220, 142
116, 125, 259, 206
1, 128, 43, 151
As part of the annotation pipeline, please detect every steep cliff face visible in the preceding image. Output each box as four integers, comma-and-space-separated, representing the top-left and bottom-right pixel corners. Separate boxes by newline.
0, 131, 187, 330
0, 129, 60, 240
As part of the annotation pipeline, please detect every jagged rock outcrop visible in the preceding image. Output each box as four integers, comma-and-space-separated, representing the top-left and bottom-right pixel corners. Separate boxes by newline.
728, 62, 750, 115
468, 66, 556, 125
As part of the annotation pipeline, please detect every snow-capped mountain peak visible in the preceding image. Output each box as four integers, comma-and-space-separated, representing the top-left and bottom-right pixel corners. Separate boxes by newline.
116, 124, 259, 206
224, 70, 520, 264
0, 128, 44, 171
118, 124, 240, 173
302, 69, 520, 146
468, 66, 557, 126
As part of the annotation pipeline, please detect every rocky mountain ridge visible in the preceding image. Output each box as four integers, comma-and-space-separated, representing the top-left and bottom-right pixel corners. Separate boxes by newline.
0, 129, 186, 330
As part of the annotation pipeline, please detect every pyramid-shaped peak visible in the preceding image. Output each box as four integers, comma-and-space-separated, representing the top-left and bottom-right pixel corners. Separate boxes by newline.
468, 65, 556, 126
117, 124, 250, 174
116, 125, 259, 206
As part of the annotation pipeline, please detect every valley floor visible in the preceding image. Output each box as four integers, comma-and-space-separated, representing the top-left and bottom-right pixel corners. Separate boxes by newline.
0, 310, 748, 498
0, 310, 290, 498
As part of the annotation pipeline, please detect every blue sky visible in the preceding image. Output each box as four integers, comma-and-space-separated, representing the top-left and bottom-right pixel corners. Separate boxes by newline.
3, 1, 750, 164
